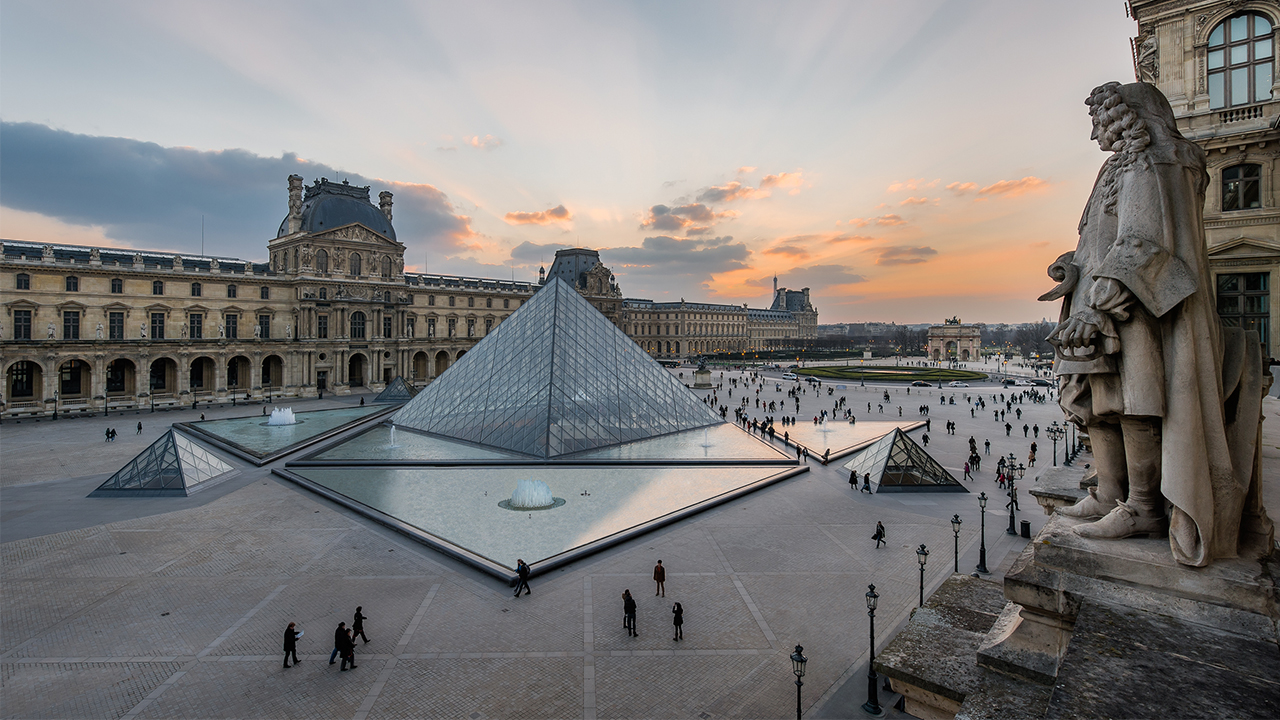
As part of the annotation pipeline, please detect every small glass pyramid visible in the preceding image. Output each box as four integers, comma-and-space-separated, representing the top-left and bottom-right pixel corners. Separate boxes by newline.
92, 430, 234, 496
391, 277, 725, 458
372, 376, 419, 404
842, 428, 966, 493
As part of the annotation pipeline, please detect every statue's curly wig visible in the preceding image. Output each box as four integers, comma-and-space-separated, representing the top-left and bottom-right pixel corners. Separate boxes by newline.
1087, 82, 1152, 215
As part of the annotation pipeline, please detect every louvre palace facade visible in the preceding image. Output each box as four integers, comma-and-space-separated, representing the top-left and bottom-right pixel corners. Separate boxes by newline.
1, 176, 816, 419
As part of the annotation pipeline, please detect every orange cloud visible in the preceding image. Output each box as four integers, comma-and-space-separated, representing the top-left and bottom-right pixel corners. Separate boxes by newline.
899, 196, 932, 206
504, 204, 572, 226
736, 166, 757, 174
848, 214, 907, 228
978, 176, 1047, 198
696, 181, 768, 203
945, 181, 977, 194
887, 178, 940, 193
640, 203, 735, 235
464, 134, 504, 150
763, 244, 810, 258
867, 245, 937, 266
760, 171, 806, 194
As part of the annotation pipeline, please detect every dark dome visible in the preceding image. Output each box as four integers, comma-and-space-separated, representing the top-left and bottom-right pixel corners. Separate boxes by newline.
277, 179, 396, 241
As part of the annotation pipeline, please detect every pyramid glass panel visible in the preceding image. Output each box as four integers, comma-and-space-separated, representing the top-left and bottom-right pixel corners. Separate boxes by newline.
94, 430, 233, 495
842, 429, 965, 493
372, 376, 419, 404
392, 278, 723, 458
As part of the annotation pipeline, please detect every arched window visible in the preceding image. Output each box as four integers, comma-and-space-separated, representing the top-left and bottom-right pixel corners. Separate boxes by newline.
65, 276, 79, 292
293, 248, 299, 271
350, 311, 366, 339
1223, 163, 1262, 210
152, 280, 164, 295
191, 282, 202, 297
315, 249, 328, 273
381, 255, 392, 277
350, 253, 362, 276
1208, 13, 1274, 109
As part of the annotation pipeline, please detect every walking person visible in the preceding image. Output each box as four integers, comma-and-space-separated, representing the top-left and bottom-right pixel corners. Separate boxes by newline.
623, 590, 638, 637
984, 439, 990, 455
329, 622, 347, 665
653, 560, 666, 597
513, 559, 531, 597
282, 622, 301, 668
964, 462, 972, 481
104, 428, 111, 442
1006, 485, 1020, 511
849, 469, 858, 491
672, 602, 684, 641
339, 627, 357, 670
862, 473, 872, 494
136, 421, 142, 435
873, 521, 886, 549
352, 606, 370, 644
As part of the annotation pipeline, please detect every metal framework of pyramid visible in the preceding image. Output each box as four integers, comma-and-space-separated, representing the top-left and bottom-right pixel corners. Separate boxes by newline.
842, 428, 966, 493
372, 376, 419, 404
391, 277, 724, 458
91, 430, 235, 496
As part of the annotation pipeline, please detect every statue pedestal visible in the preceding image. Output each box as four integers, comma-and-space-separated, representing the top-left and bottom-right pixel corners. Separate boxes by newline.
692, 368, 714, 389
873, 514, 1279, 719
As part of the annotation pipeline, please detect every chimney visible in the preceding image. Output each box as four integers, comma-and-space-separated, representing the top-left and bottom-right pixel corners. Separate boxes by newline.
379, 191, 394, 222
287, 174, 304, 234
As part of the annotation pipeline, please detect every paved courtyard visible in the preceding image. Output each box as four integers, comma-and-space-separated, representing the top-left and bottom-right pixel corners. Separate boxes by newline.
3, 367, 1277, 719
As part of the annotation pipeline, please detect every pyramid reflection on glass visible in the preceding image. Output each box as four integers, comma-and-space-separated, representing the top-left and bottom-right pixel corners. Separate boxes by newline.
372, 376, 419, 404
391, 277, 724, 458
92, 430, 234, 496
842, 428, 967, 493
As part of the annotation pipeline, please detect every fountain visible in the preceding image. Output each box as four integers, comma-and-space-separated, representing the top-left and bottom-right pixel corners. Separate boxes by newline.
818, 418, 835, 442
267, 407, 298, 426
386, 423, 401, 449
498, 478, 566, 511
700, 427, 714, 449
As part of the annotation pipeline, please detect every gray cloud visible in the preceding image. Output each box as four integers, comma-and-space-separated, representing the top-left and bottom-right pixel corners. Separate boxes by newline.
0, 122, 478, 258
509, 240, 575, 266
869, 245, 937, 265
603, 235, 750, 296
746, 264, 866, 292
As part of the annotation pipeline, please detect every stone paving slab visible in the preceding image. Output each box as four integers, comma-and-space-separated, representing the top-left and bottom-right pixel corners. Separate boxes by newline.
134, 657, 372, 719
366, 657, 582, 720
1, 660, 185, 720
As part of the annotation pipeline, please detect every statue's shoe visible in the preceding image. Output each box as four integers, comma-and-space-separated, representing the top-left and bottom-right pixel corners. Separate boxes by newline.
1057, 487, 1112, 519
1072, 502, 1166, 540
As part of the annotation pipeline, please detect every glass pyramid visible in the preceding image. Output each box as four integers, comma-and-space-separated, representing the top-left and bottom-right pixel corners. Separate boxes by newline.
373, 376, 419, 404
92, 430, 234, 496
841, 428, 966, 493
391, 277, 725, 458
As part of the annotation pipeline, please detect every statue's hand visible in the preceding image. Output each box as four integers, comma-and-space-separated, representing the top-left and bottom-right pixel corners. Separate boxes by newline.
1089, 278, 1132, 319
1052, 310, 1103, 350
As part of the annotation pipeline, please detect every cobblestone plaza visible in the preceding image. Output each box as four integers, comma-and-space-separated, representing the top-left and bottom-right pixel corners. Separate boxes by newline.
5, 369, 1277, 719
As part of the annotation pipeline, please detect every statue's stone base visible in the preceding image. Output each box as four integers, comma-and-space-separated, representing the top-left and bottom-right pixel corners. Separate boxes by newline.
1028, 465, 1089, 516
692, 368, 714, 389
874, 515, 1279, 719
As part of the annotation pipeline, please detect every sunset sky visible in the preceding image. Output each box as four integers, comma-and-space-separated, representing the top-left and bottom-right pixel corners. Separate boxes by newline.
0, 1, 1139, 323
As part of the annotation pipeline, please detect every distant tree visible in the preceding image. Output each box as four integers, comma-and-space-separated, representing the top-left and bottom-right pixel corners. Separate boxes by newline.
1013, 321, 1055, 361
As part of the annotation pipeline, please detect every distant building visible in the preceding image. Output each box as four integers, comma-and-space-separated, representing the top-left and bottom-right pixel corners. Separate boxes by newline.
927, 318, 981, 362
538, 248, 623, 324
1127, 0, 1278, 359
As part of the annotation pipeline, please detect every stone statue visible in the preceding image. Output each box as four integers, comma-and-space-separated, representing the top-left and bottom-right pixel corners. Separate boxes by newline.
1135, 33, 1158, 83
331, 251, 344, 273
140, 323, 147, 339
132, 252, 144, 265
394, 257, 404, 275
47, 322, 55, 339
253, 324, 261, 339
285, 323, 291, 339
96, 322, 104, 340
300, 244, 313, 268
209, 258, 220, 272
89, 248, 100, 262
219, 324, 225, 339
42, 245, 54, 260
1042, 81, 1270, 567
173, 255, 184, 271
181, 322, 187, 339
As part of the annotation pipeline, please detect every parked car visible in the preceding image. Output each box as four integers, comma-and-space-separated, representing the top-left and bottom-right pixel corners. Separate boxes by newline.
782, 372, 798, 380
947, 381, 970, 388
1029, 378, 1053, 386
1014, 379, 1035, 386
910, 380, 931, 387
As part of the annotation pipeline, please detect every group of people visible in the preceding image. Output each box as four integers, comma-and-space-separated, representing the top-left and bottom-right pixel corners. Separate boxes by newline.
282, 606, 370, 671
620, 561, 685, 640
102, 421, 144, 442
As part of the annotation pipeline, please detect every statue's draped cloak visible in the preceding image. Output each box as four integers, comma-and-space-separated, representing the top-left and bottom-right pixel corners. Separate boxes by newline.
1054, 90, 1266, 566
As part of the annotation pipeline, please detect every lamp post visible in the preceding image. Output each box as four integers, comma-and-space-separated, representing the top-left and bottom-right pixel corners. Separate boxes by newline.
1007, 464, 1025, 535
951, 514, 962, 573
1064, 421, 1074, 466
790, 644, 807, 720
976, 493, 989, 573
916, 544, 929, 607
861, 585, 884, 717
1047, 421, 1065, 466
52, 390, 59, 421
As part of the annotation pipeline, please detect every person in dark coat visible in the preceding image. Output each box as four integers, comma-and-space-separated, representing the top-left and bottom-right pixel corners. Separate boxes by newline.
849, 470, 858, 491
352, 606, 370, 644
873, 521, 886, 549
329, 622, 347, 665
623, 590, 638, 637
672, 602, 684, 641
861, 473, 872, 494
282, 622, 300, 668
339, 627, 357, 670
653, 560, 666, 597
513, 559, 531, 597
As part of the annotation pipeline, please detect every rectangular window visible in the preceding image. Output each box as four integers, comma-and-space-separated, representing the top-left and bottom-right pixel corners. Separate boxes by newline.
111, 278, 123, 294
190, 313, 203, 339
449, 296, 456, 307
383, 315, 392, 338
191, 282, 202, 297
152, 280, 164, 295
13, 309, 31, 339
428, 295, 436, 306
109, 312, 124, 340
1217, 272, 1271, 349
486, 298, 492, 308
65, 276, 79, 292
319, 287, 327, 300
504, 299, 510, 309
258, 314, 271, 339
1209, 72, 1225, 109
485, 318, 493, 335
260, 286, 270, 300
468, 297, 475, 308
226, 314, 238, 339
63, 310, 81, 340
317, 314, 329, 339
227, 284, 237, 299
16, 273, 30, 290
11, 361, 33, 396
1257, 61, 1273, 102
467, 318, 476, 337
448, 318, 457, 337
150, 312, 165, 340
1231, 67, 1249, 106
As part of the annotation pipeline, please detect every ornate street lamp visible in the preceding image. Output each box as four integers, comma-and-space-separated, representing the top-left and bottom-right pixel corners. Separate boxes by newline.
862, 585, 884, 717
951, 514, 962, 573
916, 544, 929, 607
1047, 421, 1065, 466
1007, 464, 1025, 535
790, 644, 807, 720
976, 493, 989, 574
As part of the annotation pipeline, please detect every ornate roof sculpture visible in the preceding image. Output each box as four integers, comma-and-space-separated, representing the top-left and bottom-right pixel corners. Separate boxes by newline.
391, 277, 723, 458
842, 428, 966, 493
91, 430, 234, 496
